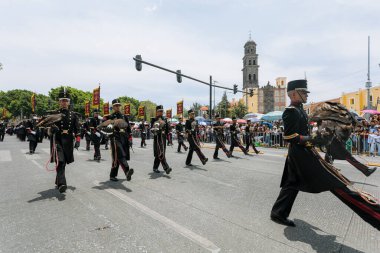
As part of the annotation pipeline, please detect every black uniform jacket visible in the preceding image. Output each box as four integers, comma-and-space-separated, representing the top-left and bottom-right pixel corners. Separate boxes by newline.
281, 103, 346, 193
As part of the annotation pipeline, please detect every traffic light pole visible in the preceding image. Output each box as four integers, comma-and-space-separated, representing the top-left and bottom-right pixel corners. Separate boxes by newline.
133, 56, 254, 118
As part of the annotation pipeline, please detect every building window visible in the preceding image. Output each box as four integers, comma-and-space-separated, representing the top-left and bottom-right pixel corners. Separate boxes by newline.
281, 80, 284, 85
370, 95, 373, 102
253, 60, 256, 65
350, 98, 355, 105
253, 74, 256, 81
248, 74, 252, 81
249, 60, 251, 65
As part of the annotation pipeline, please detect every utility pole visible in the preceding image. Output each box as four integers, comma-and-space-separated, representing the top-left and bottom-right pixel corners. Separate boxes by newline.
366, 36, 372, 109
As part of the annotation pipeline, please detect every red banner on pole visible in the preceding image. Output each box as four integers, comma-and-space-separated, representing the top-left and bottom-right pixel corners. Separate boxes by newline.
92, 87, 100, 106
2, 108, 6, 118
138, 106, 145, 118
124, 103, 130, 116
85, 101, 90, 117
166, 109, 172, 119
103, 102, 110, 115
177, 100, 183, 116
31, 93, 36, 113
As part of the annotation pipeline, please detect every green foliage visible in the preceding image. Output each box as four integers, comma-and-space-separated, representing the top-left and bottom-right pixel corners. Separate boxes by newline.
230, 100, 247, 119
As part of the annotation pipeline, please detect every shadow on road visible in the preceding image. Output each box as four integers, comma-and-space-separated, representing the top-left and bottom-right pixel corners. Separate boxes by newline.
148, 172, 171, 179
93, 180, 132, 192
27, 186, 76, 202
184, 165, 208, 171
284, 219, 365, 253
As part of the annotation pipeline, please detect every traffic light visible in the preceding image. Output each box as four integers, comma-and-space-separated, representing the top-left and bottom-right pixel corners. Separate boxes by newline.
233, 84, 238, 94
135, 55, 142, 71
176, 70, 182, 83
249, 88, 253, 97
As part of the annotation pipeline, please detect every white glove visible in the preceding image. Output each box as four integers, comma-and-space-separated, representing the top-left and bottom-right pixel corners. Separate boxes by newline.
107, 124, 114, 130
95, 132, 101, 138
31, 131, 36, 135
86, 131, 91, 135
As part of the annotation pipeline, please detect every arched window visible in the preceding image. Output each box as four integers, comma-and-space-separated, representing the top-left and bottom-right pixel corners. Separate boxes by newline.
253, 74, 256, 81
253, 60, 256, 65
248, 74, 252, 81
249, 60, 251, 65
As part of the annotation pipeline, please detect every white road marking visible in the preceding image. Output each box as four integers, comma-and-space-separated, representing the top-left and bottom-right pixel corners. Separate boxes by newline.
0, 150, 12, 162
93, 180, 221, 253
195, 173, 236, 188
31, 160, 44, 170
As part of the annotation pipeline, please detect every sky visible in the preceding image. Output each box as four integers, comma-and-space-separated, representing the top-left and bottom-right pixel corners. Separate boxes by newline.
0, 0, 380, 110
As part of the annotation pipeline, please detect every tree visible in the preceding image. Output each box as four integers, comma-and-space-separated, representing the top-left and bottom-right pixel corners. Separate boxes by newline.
216, 91, 231, 118
230, 100, 248, 119
191, 102, 202, 117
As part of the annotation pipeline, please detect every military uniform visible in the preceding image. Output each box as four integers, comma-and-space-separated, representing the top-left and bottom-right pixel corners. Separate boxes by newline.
185, 110, 208, 166
271, 80, 380, 230
245, 122, 260, 154
0, 122, 6, 141
139, 122, 147, 147
151, 105, 172, 174
82, 119, 92, 151
103, 99, 134, 181
229, 118, 248, 156
25, 118, 39, 154
89, 109, 102, 161
213, 115, 231, 159
175, 120, 188, 152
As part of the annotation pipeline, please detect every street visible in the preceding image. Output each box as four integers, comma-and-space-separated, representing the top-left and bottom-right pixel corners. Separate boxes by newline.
0, 136, 379, 253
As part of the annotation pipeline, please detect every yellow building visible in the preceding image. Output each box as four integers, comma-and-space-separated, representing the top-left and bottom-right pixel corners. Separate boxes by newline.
340, 85, 380, 112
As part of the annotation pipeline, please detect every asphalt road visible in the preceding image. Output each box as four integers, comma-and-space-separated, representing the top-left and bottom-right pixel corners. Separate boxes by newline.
0, 136, 379, 253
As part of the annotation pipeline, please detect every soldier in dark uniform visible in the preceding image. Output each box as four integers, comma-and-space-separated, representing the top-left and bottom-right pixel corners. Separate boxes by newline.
185, 109, 208, 166
176, 117, 188, 153
245, 120, 261, 154
89, 109, 102, 161
229, 117, 248, 156
49, 88, 81, 193
0, 121, 6, 141
271, 80, 380, 230
151, 105, 172, 174
213, 114, 231, 159
83, 118, 92, 151
25, 116, 39, 154
139, 121, 147, 148
102, 99, 134, 182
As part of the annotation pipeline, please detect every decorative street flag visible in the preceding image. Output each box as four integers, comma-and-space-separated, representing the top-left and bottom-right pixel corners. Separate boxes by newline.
2, 108, 6, 118
138, 106, 145, 118
166, 109, 172, 119
85, 101, 90, 117
92, 86, 100, 106
31, 93, 36, 113
124, 103, 131, 116
103, 102, 110, 115
177, 100, 183, 116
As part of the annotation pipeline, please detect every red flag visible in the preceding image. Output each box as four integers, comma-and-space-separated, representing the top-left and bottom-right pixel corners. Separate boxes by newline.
103, 102, 110, 115
166, 109, 172, 118
138, 106, 145, 118
177, 100, 183, 116
124, 103, 130, 116
2, 108, 6, 118
92, 87, 100, 106
85, 101, 90, 117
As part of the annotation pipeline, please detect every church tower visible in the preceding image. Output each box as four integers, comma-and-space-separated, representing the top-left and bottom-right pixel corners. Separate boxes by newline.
242, 37, 259, 89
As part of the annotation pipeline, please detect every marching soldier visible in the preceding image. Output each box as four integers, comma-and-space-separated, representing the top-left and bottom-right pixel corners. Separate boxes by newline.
89, 109, 102, 161
83, 118, 92, 151
175, 117, 188, 152
229, 117, 248, 156
245, 120, 261, 154
139, 121, 147, 148
270, 80, 380, 230
213, 114, 231, 159
0, 121, 6, 142
49, 88, 81, 193
151, 105, 172, 174
102, 99, 134, 182
185, 109, 208, 166
25, 115, 39, 154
